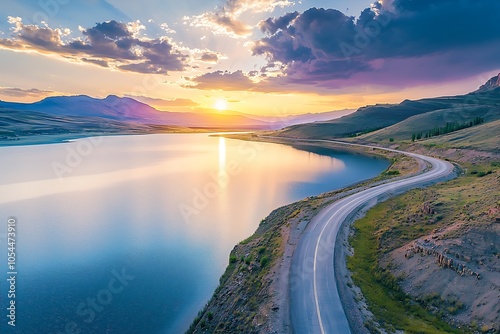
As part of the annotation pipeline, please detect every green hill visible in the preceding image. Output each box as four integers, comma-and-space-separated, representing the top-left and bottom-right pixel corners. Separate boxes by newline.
418, 120, 500, 152
276, 84, 500, 140
358, 104, 500, 142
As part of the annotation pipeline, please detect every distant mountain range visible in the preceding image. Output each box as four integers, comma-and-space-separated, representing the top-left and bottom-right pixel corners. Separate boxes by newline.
2, 74, 498, 147
276, 74, 500, 143
0, 95, 353, 130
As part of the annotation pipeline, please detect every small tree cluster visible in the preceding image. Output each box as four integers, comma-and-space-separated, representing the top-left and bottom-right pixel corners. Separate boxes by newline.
412, 117, 484, 141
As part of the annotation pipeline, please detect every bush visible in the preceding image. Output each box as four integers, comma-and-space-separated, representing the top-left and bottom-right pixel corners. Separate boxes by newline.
229, 255, 238, 263
260, 256, 270, 267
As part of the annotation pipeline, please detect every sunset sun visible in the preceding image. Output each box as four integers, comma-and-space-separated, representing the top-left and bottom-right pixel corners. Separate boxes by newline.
214, 98, 227, 111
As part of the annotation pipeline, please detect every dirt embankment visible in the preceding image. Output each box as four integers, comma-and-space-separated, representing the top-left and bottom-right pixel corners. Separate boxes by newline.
383, 164, 500, 331
351, 145, 500, 332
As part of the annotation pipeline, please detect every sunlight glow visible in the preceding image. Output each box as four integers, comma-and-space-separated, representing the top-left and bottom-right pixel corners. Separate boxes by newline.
214, 98, 227, 111
218, 137, 226, 172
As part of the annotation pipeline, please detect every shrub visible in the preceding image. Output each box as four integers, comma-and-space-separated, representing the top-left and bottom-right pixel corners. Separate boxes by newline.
229, 255, 238, 263
260, 256, 270, 267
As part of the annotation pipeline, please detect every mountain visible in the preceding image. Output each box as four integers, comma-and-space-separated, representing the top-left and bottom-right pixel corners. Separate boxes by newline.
0, 95, 270, 129
476, 73, 500, 93
238, 109, 355, 127
275, 75, 500, 140
0, 95, 354, 130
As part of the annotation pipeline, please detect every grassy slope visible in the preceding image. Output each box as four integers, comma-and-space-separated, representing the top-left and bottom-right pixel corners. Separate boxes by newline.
276, 88, 500, 140
0, 108, 156, 137
358, 105, 500, 143
348, 161, 499, 333
417, 120, 500, 151
348, 204, 462, 334
277, 98, 454, 138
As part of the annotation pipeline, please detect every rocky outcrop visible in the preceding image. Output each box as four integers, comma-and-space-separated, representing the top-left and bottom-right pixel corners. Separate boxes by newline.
476, 73, 500, 93
488, 207, 500, 223
422, 202, 435, 215
405, 241, 481, 279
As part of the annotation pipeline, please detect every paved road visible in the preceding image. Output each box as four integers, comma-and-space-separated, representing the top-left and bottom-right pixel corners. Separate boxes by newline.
284, 139, 455, 334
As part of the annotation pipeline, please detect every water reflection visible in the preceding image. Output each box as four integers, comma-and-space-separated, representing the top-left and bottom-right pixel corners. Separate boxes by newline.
0, 133, 389, 334
218, 136, 226, 172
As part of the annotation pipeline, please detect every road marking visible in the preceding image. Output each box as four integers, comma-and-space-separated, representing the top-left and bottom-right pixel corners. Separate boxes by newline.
313, 185, 391, 333
263, 137, 453, 333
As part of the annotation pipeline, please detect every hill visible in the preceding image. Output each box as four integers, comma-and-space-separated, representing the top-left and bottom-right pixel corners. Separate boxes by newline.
275, 75, 500, 140
358, 103, 500, 144
0, 95, 270, 129
417, 119, 500, 152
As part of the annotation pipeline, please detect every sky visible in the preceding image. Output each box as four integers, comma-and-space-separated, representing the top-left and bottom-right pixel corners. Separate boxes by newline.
0, 0, 499, 116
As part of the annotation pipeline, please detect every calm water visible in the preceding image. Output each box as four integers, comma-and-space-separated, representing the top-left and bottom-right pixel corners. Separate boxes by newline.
0, 133, 388, 333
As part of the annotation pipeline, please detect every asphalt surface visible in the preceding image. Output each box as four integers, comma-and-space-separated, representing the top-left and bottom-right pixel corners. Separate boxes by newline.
286, 139, 455, 334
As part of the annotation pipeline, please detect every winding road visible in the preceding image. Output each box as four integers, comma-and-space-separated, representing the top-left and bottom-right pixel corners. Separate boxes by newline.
283, 139, 455, 334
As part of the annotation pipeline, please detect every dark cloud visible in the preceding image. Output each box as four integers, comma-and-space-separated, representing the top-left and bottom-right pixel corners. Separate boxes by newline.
259, 11, 299, 34
0, 87, 54, 99
251, 0, 500, 89
184, 69, 311, 94
0, 18, 188, 74
81, 58, 109, 67
185, 70, 255, 91
199, 52, 219, 63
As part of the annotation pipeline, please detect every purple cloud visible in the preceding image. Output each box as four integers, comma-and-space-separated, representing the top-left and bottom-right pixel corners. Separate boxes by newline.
251, 0, 500, 89
0, 18, 194, 74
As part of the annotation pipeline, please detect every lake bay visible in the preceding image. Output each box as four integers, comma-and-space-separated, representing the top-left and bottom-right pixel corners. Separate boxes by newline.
0, 133, 389, 333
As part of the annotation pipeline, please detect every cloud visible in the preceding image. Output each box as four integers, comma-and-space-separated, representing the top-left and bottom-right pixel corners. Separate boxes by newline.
250, 0, 500, 89
184, 70, 256, 91
183, 69, 309, 94
0, 87, 54, 99
199, 52, 219, 63
187, 13, 252, 38
126, 95, 199, 108
0, 18, 199, 74
185, 0, 293, 38
259, 11, 299, 34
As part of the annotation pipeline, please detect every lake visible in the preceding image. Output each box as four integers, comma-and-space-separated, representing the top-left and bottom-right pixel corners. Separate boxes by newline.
0, 133, 389, 333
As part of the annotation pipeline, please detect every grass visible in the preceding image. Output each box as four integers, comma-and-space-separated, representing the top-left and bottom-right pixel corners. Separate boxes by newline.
347, 162, 499, 333
348, 205, 462, 333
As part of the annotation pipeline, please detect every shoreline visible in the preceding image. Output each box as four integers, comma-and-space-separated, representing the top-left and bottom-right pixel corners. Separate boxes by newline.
0, 128, 253, 148
187, 134, 432, 333
3, 130, 458, 332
